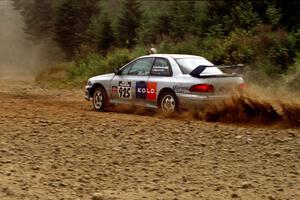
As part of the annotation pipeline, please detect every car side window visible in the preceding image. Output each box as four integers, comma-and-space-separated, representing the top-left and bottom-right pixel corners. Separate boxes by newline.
121, 58, 154, 76
120, 64, 132, 75
151, 58, 172, 76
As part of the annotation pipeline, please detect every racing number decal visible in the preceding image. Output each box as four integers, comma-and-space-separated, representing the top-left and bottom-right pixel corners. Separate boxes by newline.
118, 81, 132, 99
119, 87, 131, 98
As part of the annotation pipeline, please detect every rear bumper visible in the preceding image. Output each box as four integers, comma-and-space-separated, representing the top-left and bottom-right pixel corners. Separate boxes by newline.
85, 86, 92, 101
176, 93, 232, 108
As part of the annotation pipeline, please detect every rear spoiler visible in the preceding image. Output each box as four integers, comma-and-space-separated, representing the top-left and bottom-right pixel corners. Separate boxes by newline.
190, 64, 245, 78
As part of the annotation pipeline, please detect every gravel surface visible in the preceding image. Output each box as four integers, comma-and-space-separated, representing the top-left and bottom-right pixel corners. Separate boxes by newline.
0, 80, 299, 200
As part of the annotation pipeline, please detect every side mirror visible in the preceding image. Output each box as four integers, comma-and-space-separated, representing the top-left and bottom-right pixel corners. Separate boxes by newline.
114, 68, 121, 75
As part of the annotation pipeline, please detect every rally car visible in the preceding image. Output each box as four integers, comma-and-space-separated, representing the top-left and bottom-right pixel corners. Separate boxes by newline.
85, 54, 245, 113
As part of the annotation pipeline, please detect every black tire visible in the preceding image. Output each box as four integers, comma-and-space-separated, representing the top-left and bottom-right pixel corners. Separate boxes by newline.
158, 91, 179, 114
92, 86, 108, 111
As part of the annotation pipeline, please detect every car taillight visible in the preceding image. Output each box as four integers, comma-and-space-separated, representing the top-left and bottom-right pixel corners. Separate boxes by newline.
239, 83, 247, 90
190, 84, 214, 93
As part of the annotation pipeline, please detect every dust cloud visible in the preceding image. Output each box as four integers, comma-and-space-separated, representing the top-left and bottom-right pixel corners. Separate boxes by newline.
191, 88, 300, 128
173, 87, 300, 128
108, 87, 300, 128
0, 0, 60, 80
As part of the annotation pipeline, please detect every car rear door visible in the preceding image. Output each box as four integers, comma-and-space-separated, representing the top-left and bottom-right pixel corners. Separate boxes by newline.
147, 57, 173, 104
110, 57, 154, 105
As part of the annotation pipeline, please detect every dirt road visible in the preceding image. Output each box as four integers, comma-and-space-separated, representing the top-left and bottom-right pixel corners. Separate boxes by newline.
0, 79, 299, 200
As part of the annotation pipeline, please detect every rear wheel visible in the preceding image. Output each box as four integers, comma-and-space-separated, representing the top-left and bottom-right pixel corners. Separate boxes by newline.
158, 91, 178, 114
92, 87, 108, 111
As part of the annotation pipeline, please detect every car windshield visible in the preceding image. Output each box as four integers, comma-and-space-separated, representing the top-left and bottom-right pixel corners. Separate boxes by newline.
175, 58, 223, 75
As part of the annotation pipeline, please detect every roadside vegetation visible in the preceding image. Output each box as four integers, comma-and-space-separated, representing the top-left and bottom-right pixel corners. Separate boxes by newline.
12, 0, 300, 90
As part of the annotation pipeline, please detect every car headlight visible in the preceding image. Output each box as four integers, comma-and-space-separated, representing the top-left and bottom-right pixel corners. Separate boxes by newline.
87, 80, 92, 86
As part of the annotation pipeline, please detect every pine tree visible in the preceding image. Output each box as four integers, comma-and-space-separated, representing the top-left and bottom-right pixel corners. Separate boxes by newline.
204, 1, 260, 36
275, 0, 300, 31
138, 1, 171, 44
85, 13, 114, 53
54, 0, 100, 58
116, 0, 142, 48
24, 0, 55, 41
98, 13, 114, 51
169, 1, 196, 40
11, 0, 55, 41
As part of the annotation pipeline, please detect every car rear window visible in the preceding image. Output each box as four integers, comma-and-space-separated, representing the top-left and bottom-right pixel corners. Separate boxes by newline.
175, 58, 223, 75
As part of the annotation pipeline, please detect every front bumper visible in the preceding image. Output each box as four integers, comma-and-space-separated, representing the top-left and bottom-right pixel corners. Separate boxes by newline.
85, 86, 92, 101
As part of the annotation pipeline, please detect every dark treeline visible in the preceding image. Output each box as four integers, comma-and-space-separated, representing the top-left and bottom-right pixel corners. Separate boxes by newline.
12, 0, 300, 81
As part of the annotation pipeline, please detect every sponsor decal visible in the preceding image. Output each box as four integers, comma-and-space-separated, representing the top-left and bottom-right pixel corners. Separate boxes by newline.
112, 86, 118, 94
118, 81, 132, 99
136, 81, 147, 99
173, 85, 190, 93
152, 66, 168, 72
147, 82, 157, 100
136, 81, 157, 100
119, 81, 131, 87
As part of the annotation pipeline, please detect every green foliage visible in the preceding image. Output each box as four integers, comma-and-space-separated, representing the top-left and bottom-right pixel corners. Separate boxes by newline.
280, 54, 300, 91
49, 47, 148, 86
54, 0, 100, 58
168, 1, 196, 40
139, 7, 171, 44
293, 29, 300, 51
203, 30, 255, 65
71, 53, 104, 79
155, 25, 297, 76
231, 2, 260, 31
276, 0, 300, 31
36, 62, 74, 88
157, 37, 202, 55
116, 0, 142, 48
205, 1, 260, 37
139, 1, 206, 44
255, 26, 296, 72
85, 17, 102, 49
12, 0, 55, 41
266, 4, 282, 29
86, 13, 115, 52
13, 0, 300, 89
98, 13, 115, 51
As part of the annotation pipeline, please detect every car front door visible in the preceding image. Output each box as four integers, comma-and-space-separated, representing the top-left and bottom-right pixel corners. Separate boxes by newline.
111, 57, 155, 105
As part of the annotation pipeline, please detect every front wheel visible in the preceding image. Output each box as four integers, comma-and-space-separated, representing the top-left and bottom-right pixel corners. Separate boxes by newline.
158, 92, 179, 114
92, 87, 108, 111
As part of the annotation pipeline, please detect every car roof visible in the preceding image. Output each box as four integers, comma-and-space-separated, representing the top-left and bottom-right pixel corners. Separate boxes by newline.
140, 54, 205, 59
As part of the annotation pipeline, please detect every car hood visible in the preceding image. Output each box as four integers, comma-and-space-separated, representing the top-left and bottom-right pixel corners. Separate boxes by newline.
89, 73, 115, 82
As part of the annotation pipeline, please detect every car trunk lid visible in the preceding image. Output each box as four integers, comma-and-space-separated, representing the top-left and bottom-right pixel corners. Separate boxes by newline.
189, 65, 245, 95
